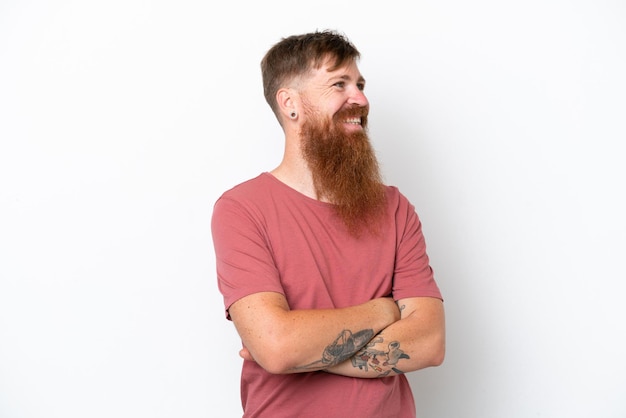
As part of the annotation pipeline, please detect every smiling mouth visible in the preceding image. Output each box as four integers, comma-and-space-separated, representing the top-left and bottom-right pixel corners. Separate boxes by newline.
344, 117, 362, 125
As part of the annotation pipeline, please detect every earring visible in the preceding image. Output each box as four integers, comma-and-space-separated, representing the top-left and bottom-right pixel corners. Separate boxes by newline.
290, 111, 297, 119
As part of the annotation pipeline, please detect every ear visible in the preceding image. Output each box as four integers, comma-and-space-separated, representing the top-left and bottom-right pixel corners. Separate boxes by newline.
276, 88, 297, 121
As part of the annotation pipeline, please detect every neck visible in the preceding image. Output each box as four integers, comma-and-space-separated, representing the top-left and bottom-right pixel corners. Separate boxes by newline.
271, 131, 329, 200
270, 159, 323, 201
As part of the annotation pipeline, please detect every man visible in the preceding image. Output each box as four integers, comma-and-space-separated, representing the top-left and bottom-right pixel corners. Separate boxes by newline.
211, 30, 445, 418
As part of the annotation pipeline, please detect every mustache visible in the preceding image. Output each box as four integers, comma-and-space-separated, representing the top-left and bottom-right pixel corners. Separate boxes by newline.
334, 106, 369, 121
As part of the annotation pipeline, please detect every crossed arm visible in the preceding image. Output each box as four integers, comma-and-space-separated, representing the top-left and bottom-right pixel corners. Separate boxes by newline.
229, 291, 445, 377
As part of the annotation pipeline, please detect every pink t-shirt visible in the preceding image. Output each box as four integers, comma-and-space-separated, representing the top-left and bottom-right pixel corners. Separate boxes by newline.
211, 173, 441, 418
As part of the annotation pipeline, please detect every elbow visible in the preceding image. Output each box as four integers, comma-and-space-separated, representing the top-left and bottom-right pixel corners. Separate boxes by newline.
426, 332, 446, 367
411, 329, 445, 370
250, 342, 300, 375
425, 306, 446, 368
258, 357, 293, 375
429, 346, 445, 367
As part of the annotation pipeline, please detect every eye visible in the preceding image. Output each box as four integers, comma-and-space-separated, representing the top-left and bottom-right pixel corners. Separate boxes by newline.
334, 81, 346, 88
357, 82, 365, 91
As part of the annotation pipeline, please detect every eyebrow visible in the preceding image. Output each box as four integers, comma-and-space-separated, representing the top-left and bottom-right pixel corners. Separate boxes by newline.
328, 74, 366, 84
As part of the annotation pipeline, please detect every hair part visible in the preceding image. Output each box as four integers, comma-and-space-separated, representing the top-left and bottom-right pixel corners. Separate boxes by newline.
261, 29, 361, 123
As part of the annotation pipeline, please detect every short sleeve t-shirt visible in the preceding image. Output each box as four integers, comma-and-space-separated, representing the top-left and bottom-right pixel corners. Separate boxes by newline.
211, 173, 441, 418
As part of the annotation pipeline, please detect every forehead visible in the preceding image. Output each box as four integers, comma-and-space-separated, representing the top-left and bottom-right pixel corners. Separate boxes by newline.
308, 57, 364, 82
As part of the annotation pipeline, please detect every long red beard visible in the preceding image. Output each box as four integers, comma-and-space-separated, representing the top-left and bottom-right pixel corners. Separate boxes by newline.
301, 107, 387, 236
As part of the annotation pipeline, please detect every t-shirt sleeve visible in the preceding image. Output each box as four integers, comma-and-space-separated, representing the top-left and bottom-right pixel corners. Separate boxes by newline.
392, 193, 442, 301
211, 195, 285, 319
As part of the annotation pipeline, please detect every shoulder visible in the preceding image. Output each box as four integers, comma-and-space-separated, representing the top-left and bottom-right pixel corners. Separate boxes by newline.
217, 173, 271, 200
212, 172, 298, 227
214, 172, 283, 210
384, 184, 415, 212
384, 184, 401, 201
212, 173, 269, 222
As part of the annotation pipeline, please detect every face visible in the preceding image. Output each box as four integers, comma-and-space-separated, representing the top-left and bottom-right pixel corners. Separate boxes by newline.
298, 58, 370, 134
298, 58, 386, 236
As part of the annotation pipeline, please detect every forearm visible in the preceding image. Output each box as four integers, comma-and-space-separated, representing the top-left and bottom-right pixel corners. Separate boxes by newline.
231, 294, 400, 374
325, 297, 445, 378
273, 302, 394, 373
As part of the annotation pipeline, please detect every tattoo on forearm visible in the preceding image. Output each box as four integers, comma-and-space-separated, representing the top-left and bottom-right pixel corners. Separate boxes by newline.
293, 329, 374, 370
351, 338, 410, 376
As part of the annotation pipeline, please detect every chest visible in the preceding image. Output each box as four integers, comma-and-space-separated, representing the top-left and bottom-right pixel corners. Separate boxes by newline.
265, 207, 397, 309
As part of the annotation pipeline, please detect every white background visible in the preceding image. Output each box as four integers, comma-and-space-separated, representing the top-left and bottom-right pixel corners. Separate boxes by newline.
1, 1, 625, 417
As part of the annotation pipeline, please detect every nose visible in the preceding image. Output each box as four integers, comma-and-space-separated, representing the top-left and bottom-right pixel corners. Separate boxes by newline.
348, 86, 369, 107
